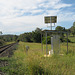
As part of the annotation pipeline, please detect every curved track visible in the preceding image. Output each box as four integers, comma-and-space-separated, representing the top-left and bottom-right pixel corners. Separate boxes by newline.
0, 42, 18, 57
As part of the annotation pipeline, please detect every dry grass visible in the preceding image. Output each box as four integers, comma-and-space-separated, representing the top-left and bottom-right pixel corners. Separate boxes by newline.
3, 41, 75, 75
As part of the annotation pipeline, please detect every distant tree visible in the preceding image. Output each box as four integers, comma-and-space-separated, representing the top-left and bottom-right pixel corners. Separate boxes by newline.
18, 28, 42, 43
24, 33, 32, 42
73, 22, 75, 27
18, 32, 32, 42
0, 31, 2, 35
55, 26, 65, 37
42, 36, 51, 44
35, 28, 42, 33
0, 40, 5, 46
65, 29, 71, 36
0, 35, 18, 42
69, 22, 75, 36
70, 26, 75, 36
32, 28, 41, 43
18, 34, 26, 42
32, 31, 41, 43
55, 26, 65, 31
13, 35, 18, 41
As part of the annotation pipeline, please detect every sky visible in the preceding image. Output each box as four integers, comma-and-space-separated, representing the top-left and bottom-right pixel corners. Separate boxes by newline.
0, 0, 75, 35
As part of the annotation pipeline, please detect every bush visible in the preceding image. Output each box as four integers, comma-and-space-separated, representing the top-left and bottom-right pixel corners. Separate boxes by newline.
42, 36, 51, 44
60, 37, 71, 42
0, 40, 5, 46
3, 42, 75, 75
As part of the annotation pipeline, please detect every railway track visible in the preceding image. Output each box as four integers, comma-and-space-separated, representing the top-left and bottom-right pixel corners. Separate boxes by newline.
0, 42, 18, 57
0, 42, 18, 75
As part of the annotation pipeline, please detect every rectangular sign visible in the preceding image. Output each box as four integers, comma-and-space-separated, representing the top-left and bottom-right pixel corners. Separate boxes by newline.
45, 16, 57, 23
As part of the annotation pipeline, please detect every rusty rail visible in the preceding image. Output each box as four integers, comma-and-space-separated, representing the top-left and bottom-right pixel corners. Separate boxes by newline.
0, 43, 18, 54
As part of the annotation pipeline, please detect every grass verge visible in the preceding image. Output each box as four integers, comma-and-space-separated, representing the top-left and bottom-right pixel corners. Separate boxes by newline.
2, 42, 75, 75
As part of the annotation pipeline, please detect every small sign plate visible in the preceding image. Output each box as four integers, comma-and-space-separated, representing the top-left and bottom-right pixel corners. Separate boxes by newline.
45, 16, 57, 23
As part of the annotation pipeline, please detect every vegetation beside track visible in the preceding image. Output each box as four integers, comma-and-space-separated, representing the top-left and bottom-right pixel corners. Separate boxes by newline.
1, 40, 74, 75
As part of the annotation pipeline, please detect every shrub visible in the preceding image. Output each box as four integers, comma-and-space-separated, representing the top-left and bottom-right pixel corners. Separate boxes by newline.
60, 37, 71, 42
42, 36, 51, 44
0, 40, 5, 46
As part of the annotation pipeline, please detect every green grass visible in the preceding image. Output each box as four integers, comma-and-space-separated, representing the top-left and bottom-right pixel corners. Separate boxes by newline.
1, 41, 74, 75
69, 36, 75, 43
0, 36, 75, 75
5, 41, 15, 45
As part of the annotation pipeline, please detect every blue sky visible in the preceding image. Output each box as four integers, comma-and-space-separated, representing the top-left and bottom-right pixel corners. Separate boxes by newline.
0, 0, 75, 35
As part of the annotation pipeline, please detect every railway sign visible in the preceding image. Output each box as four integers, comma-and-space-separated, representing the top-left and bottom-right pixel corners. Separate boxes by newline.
44, 16, 57, 23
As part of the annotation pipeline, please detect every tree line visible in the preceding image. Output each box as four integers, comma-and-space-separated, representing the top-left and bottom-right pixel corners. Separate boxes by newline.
0, 22, 75, 45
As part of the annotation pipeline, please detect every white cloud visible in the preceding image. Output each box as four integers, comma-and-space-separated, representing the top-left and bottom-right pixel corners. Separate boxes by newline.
0, 0, 74, 34
54, 3, 72, 9
0, 15, 45, 34
57, 12, 75, 22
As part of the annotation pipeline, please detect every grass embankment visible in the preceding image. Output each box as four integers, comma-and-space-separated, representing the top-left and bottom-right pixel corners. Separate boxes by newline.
1, 41, 75, 75
5, 41, 15, 45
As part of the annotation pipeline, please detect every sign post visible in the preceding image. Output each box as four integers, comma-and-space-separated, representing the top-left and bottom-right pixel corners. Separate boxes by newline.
44, 16, 57, 30
44, 16, 57, 55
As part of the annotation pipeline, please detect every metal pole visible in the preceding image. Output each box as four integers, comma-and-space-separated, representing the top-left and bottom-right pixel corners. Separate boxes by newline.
51, 37, 53, 54
46, 32, 48, 55
50, 17, 52, 30
41, 31, 43, 53
59, 35, 60, 54
67, 32, 68, 54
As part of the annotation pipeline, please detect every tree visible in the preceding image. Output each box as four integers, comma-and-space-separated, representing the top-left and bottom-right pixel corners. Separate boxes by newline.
32, 31, 41, 43
0, 40, 5, 46
69, 22, 75, 36
73, 22, 75, 27
55, 26, 65, 31
55, 26, 65, 37
18, 32, 32, 42
0, 31, 2, 35
70, 26, 75, 36
24, 33, 32, 42
18, 28, 42, 43
35, 28, 42, 33
13, 35, 18, 41
32, 28, 41, 43
42, 36, 51, 44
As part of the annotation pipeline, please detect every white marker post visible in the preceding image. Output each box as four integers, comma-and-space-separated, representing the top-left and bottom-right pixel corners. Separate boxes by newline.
51, 37, 53, 54
50, 16, 52, 30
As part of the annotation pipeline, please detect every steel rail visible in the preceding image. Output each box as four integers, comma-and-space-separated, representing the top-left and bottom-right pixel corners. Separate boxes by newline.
0, 43, 18, 54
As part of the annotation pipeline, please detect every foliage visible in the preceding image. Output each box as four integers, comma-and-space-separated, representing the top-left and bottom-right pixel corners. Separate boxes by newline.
42, 36, 51, 44
32, 32, 41, 43
0, 35, 18, 42
55, 26, 65, 31
2, 41, 75, 75
60, 37, 71, 42
18, 32, 32, 42
18, 28, 42, 43
73, 22, 75, 27
70, 26, 75, 36
13, 35, 18, 41
0, 28, 41, 43
69, 22, 75, 36
0, 39, 5, 46
55, 26, 66, 38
